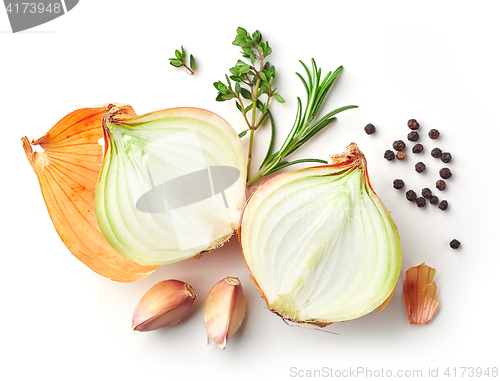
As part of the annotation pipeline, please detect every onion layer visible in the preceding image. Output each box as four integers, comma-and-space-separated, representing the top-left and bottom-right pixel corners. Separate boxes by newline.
403, 263, 439, 325
95, 106, 246, 265
240, 143, 401, 326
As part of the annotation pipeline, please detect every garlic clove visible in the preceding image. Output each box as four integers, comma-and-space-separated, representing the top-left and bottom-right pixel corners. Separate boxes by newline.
203, 277, 246, 349
132, 280, 196, 332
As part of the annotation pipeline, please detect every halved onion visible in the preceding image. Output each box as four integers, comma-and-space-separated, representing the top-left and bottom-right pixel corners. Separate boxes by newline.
95, 106, 246, 265
240, 143, 401, 326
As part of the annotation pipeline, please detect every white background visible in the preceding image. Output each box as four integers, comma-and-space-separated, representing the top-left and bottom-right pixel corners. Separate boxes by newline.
1, 1, 499, 380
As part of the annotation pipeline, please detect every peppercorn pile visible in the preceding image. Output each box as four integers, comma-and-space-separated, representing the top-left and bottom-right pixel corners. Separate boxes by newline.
365, 119, 460, 249
379, 118, 454, 209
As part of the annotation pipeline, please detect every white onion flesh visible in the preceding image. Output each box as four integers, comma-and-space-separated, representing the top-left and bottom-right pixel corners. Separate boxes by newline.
95, 107, 246, 265
240, 143, 401, 325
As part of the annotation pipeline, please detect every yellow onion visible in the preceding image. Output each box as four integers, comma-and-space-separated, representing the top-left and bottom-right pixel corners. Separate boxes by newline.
240, 143, 401, 326
95, 106, 246, 265
22, 105, 158, 282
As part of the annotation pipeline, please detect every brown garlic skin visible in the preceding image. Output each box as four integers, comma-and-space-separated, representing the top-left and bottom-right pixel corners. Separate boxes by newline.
132, 280, 196, 332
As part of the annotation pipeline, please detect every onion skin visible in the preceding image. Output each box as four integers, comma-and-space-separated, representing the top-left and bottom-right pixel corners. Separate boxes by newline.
22, 105, 158, 282
403, 263, 439, 325
240, 143, 402, 326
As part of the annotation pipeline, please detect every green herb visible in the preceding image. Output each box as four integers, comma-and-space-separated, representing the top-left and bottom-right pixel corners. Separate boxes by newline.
214, 27, 284, 182
215, 28, 357, 186
246, 59, 358, 186
169, 46, 196, 75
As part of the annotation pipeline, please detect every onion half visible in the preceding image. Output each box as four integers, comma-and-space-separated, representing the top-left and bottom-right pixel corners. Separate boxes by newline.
240, 143, 401, 326
95, 106, 246, 265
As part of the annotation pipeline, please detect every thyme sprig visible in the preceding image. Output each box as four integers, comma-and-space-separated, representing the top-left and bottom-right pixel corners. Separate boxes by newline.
169, 46, 196, 75
214, 27, 284, 181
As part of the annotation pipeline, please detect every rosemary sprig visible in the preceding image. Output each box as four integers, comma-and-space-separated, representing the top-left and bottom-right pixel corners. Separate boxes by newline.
214, 27, 284, 182
246, 59, 358, 186
169, 46, 196, 75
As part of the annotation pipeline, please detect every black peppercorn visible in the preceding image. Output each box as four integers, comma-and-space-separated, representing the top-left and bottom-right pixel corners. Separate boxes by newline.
422, 188, 432, 198
428, 129, 440, 139
431, 147, 442, 158
440, 168, 452, 179
441, 152, 452, 163
384, 150, 395, 161
436, 180, 446, 191
393, 140, 406, 151
450, 239, 461, 249
429, 195, 439, 204
364, 123, 376, 134
438, 200, 448, 210
407, 131, 419, 142
412, 144, 424, 154
408, 119, 419, 130
415, 162, 426, 173
396, 151, 406, 160
406, 190, 417, 201
416, 197, 426, 207
393, 179, 405, 189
